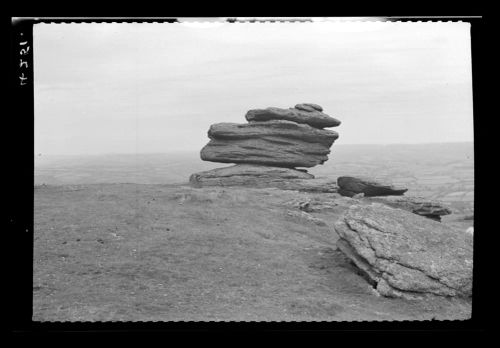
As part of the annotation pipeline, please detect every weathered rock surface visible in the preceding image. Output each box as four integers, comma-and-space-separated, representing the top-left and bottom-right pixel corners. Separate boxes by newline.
206, 120, 338, 146
295, 103, 323, 112
192, 103, 342, 184
334, 204, 473, 299
365, 195, 452, 221
201, 139, 329, 168
337, 176, 408, 197
294, 104, 316, 112
201, 121, 338, 168
190, 164, 312, 187
274, 177, 338, 193
245, 106, 341, 129
190, 165, 339, 193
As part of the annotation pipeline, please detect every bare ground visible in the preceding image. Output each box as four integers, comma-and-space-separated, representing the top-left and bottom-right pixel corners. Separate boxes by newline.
33, 184, 472, 321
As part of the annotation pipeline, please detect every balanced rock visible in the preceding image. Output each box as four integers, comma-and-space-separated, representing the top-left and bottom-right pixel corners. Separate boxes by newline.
245, 106, 341, 129
337, 176, 408, 197
365, 195, 452, 221
201, 120, 338, 168
190, 164, 338, 193
192, 103, 342, 186
334, 203, 473, 298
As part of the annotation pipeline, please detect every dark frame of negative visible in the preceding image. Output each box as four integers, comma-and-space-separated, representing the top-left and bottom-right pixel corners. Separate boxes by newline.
8, 15, 487, 336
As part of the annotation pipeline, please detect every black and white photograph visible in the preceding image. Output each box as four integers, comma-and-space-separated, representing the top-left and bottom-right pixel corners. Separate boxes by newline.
30, 19, 474, 322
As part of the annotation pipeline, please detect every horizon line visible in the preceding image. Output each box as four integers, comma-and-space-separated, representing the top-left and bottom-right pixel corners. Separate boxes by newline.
35, 141, 474, 157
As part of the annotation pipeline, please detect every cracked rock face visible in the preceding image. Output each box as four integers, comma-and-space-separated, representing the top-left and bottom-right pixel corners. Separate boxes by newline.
337, 176, 408, 197
245, 106, 341, 129
364, 195, 452, 221
334, 203, 473, 298
201, 121, 338, 168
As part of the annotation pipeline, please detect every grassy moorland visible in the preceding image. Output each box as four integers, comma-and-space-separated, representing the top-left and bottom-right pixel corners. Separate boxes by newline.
33, 184, 472, 321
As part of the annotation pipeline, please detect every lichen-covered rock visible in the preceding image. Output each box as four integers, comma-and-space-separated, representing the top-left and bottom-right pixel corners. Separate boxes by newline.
337, 176, 408, 197
334, 203, 473, 298
245, 106, 341, 129
365, 195, 452, 221
200, 120, 338, 168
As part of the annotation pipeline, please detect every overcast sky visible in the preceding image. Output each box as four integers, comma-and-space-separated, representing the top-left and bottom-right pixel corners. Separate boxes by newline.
34, 21, 473, 156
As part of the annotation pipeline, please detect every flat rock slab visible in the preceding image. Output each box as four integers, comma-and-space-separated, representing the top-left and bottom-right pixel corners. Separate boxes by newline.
334, 203, 473, 299
245, 106, 341, 129
364, 195, 452, 221
189, 165, 338, 193
272, 177, 338, 193
201, 121, 338, 168
337, 176, 408, 197
295, 103, 323, 112
206, 120, 338, 146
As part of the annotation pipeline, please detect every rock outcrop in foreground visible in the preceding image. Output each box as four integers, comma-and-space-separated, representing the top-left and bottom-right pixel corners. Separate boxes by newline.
191, 103, 341, 189
337, 176, 408, 197
364, 195, 452, 221
337, 177, 451, 221
334, 203, 473, 299
34, 184, 472, 321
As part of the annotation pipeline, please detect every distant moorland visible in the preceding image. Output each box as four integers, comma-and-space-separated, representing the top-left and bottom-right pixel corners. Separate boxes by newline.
35, 142, 474, 215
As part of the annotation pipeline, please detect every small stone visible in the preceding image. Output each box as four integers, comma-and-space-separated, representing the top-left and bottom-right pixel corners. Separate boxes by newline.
364, 195, 451, 221
295, 103, 323, 112
286, 210, 327, 226
294, 104, 316, 112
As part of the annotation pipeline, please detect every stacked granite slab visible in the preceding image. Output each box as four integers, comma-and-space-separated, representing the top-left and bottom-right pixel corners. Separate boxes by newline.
190, 103, 341, 191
